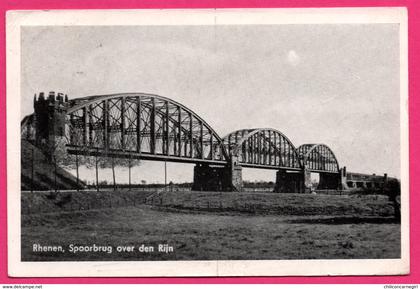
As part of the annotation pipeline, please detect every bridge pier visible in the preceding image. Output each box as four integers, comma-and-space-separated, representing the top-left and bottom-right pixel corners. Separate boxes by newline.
318, 172, 342, 190
192, 163, 243, 192
303, 168, 311, 193
339, 167, 348, 190
274, 169, 305, 193
274, 168, 346, 193
230, 163, 243, 191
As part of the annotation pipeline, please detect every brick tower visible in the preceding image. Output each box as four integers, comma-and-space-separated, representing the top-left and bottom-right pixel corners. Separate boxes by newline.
33, 91, 69, 151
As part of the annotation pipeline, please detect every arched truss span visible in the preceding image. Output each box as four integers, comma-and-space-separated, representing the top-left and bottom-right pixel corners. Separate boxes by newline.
222, 128, 301, 170
66, 93, 228, 163
297, 144, 339, 173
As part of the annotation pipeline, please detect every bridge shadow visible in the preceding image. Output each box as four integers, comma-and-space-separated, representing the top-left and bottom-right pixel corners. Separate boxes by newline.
286, 216, 400, 225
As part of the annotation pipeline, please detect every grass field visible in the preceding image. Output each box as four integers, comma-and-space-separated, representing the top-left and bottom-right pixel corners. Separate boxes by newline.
21, 190, 400, 261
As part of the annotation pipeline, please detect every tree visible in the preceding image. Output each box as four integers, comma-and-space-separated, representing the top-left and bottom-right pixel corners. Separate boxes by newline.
54, 124, 143, 192
45, 136, 73, 194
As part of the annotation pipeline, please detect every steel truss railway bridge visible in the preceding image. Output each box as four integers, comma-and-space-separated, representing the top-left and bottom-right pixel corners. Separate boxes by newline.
22, 91, 358, 192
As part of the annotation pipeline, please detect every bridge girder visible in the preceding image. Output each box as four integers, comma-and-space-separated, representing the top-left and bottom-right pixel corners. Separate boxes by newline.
64, 93, 229, 163
297, 143, 340, 173
222, 128, 302, 170
21, 92, 343, 177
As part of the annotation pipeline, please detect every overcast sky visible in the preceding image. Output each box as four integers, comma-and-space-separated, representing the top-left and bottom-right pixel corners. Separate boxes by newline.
21, 24, 401, 183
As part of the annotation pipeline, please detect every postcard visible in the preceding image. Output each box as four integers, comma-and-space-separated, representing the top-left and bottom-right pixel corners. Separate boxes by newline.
6, 8, 409, 276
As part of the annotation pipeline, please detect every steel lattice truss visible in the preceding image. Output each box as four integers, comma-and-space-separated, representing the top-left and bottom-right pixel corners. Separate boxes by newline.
222, 128, 302, 170
65, 93, 228, 164
297, 144, 340, 173
21, 93, 341, 174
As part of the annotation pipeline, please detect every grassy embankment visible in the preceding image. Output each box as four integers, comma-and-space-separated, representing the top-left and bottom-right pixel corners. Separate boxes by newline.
21, 190, 400, 261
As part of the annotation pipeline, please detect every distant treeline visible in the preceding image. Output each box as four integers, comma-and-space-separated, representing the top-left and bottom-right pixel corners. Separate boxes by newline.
243, 181, 275, 188
85, 180, 276, 189
85, 182, 192, 189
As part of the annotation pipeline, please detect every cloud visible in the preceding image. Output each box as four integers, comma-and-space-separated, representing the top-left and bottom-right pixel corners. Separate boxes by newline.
287, 50, 300, 66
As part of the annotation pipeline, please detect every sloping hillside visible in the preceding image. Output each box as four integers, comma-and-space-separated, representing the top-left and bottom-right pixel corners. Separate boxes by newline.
21, 139, 85, 190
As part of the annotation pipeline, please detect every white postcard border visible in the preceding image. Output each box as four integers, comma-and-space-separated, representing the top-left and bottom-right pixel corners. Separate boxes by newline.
6, 8, 409, 277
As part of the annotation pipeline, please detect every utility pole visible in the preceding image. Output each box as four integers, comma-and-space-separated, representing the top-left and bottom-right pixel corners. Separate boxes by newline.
95, 148, 99, 192
164, 161, 167, 192
112, 156, 116, 191
76, 152, 79, 192
128, 154, 132, 191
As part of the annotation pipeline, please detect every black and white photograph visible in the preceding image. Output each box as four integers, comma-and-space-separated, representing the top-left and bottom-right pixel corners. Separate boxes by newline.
7, 8, 409, 276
